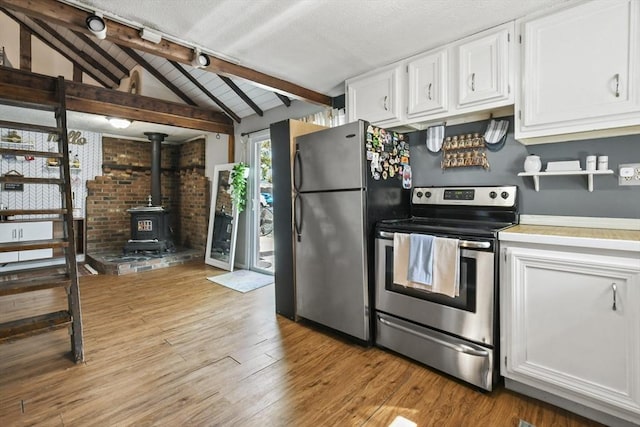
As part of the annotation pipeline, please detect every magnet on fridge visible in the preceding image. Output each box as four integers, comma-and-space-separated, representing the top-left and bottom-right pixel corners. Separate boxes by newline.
402, 165, 412, 189
366, 151, 374, 160
382, 171, 388, 180
373, 171, 381, 180
401, 156, 409, 164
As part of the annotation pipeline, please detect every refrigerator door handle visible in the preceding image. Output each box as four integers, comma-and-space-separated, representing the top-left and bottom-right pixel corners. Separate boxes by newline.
293, 147, 302, 192
294, 193, 302, 241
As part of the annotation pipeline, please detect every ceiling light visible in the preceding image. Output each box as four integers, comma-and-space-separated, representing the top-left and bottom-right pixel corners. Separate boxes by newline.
140, 27, 162, 44
107, 117, 132, 129
86, 12, 107, 40
191, 48, 210, 68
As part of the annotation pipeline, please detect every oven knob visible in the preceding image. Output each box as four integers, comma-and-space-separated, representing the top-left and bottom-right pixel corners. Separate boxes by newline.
489, 191, 497, 199
501, 191, 509, 199
425, 191, 431, 198
416, 191, 423, 198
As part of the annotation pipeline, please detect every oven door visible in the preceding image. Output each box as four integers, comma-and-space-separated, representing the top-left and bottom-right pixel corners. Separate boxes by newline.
375, 231, 496, 346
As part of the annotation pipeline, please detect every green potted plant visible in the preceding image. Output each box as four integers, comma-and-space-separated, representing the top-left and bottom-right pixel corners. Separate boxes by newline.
230, 162, 248, 213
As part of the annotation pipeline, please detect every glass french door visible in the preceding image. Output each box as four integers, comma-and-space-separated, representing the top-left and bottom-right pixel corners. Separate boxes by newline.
248, 131, 274, 274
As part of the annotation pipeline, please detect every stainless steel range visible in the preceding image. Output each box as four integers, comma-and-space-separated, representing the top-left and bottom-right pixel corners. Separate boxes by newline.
374, 185, 518, 391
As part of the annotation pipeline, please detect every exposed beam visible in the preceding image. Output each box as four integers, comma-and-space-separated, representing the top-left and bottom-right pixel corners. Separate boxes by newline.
218, 75, 263, 117
0, 67, 234, 134
71, 30, 130, 77
0, 0, 332, 106
1, 8, 112, 88
120, 46, 197, 107
228, 133, 235, 164
19, 24, 31, 71
169, 60, 241, 123
32, 17, 121, 86
275, 92, 292, 107
72, 63, 82, 82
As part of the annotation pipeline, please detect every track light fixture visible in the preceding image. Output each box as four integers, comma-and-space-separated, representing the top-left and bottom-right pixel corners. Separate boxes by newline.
140, 27, 162, 44
191, 48, 211, 68
86, 12, 107, 40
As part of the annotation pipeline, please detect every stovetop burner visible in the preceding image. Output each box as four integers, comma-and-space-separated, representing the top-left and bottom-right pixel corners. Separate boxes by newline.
376, 185, 519, 238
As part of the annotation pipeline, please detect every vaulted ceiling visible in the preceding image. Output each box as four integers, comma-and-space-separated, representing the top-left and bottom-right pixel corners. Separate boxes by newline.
1, 0, 571, 128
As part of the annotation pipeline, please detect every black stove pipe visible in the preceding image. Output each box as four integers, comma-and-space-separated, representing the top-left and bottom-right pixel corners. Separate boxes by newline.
144, 132, 168, 206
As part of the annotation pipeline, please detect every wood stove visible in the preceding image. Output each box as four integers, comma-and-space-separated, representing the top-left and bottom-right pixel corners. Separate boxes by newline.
123, 132, 175, 254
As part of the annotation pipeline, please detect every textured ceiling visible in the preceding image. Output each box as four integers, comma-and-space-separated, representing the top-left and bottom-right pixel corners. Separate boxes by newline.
66, 0, 570, 96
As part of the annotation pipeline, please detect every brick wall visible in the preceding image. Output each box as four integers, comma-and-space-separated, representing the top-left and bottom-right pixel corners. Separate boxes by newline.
85, 137, 209, 254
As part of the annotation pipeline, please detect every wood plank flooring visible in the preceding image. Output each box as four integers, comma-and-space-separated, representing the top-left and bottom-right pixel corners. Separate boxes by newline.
0, 262, 602, 426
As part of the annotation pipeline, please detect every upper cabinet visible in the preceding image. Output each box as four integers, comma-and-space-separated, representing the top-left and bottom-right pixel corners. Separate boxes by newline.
346, 64, 404, 127
516, 0, 640, 144
407, 48, 448, 118
347, 22, 515, 128
454, 22, 513, 111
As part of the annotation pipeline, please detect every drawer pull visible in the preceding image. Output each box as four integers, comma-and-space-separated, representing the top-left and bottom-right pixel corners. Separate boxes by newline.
612, 283, 617, 311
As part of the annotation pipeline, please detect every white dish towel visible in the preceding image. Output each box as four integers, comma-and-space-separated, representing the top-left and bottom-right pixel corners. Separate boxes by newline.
393, 233, 433, 291
431, 237, 460, 297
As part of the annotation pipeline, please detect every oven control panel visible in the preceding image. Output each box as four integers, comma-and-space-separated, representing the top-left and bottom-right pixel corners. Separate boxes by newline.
412, 186, 517, 207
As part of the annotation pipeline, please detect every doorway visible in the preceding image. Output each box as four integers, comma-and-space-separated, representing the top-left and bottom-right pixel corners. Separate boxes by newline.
248, 131, 274, 274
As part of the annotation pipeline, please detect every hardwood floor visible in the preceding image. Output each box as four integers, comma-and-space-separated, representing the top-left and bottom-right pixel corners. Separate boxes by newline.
0, 262, 602, 426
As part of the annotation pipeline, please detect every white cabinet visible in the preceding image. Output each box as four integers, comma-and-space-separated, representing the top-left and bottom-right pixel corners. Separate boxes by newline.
407, 48, 448, 118
501, 238, 640, 425
346, 64, 403, 126
516, 0, 640, 143
454, 21, 513, 111
0, 221, 53, 263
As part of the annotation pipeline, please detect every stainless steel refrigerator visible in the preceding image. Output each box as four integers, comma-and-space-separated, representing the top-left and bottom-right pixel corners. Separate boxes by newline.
293, 120, 409, 342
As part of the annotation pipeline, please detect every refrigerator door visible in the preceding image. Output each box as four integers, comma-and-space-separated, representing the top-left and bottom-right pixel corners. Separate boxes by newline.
295, 189, 369, 340
294, 121, 365, 193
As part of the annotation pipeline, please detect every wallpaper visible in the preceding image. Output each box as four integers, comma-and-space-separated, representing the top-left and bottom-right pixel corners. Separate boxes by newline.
0, 127, 102, 218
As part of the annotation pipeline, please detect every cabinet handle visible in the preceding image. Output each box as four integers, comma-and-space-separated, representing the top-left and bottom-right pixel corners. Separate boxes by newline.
427, 83, 432, 100
19, 228, 23, 239
12, 229, 16, 239
383, 95, 388, 111
611, 283, 617, 311
614, 74, 620, 98
471, 73, 475, 91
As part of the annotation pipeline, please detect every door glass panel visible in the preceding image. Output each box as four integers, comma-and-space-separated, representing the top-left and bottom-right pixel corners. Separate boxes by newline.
250, 134, 274, 274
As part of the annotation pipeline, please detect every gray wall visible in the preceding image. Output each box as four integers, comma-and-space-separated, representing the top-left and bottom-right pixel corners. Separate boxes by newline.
408, 117, 640, 218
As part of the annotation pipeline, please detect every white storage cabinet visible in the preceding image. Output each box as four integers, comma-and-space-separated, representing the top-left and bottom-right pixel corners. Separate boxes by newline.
0, 221, 53, 263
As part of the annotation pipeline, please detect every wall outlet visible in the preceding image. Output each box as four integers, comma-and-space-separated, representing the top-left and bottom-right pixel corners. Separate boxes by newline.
619, 163, 640, 186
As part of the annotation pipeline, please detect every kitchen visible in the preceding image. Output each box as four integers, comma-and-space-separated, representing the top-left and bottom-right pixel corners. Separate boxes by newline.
1, 0, 640, 426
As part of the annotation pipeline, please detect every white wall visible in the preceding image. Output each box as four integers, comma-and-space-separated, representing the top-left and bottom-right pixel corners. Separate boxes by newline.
205, 133, 230, 180
0, 12, 19, 67
31, 37, 73, 79
117, 65, 183, 103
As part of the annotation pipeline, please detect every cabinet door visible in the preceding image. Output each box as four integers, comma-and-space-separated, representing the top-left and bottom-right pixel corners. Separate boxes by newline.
455, 22, 513, 110
346, 65, 403, 125
19, 221, 53, 261
407, 49, 448, 118
519, 0, 640, 135
0, 223, 19, 263
502, 246, 640, 421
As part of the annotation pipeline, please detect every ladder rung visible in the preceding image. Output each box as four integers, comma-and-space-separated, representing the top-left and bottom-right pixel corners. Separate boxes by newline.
0, 176, 63, 185
0, 208, 67, 216
0, 272, 70, 296
0, 148, 63, 158
0, 119, 62, 135
0, 239, 68, 253
0, 311, 72, 343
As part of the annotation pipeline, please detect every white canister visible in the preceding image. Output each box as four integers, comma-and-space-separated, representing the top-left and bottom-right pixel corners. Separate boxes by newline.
524, 155, 542, 173
586, 155, 597, 171
597, 156, 609, 171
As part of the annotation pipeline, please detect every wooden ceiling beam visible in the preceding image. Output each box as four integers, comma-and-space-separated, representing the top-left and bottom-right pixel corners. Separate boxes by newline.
120, 46, 197, 107
0, 67, 234, 134
218, 75, 263, 117
19, 24, 31, 71
1, 8, 112, 88
169, 61, 241, 123
275, 92, 292, 107
0, 0, 332, 106
32, 18, 121, 86
71, 30, 130, 77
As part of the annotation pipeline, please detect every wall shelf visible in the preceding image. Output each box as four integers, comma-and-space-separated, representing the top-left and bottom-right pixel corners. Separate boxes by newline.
518, 170, 614, 192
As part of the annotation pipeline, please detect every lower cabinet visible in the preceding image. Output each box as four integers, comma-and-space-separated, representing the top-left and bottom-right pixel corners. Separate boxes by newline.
0, 221, 53, 263
500, 241, 640, 425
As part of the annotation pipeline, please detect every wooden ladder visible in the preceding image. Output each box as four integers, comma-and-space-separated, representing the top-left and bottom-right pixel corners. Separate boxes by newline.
0, 76, 83, 362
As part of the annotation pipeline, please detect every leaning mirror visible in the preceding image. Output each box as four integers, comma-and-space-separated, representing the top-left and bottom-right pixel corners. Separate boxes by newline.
205, 163, 239, 271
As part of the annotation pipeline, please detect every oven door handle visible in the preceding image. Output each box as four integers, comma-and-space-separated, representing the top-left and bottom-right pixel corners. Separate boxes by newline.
377, 231, 490, 249
378, 316, 489, 357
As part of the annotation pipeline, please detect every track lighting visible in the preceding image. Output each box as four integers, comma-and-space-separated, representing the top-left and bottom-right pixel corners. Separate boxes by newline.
191, 48, 210, 68
86, 12, 107, 40
140, 27, 162, 44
